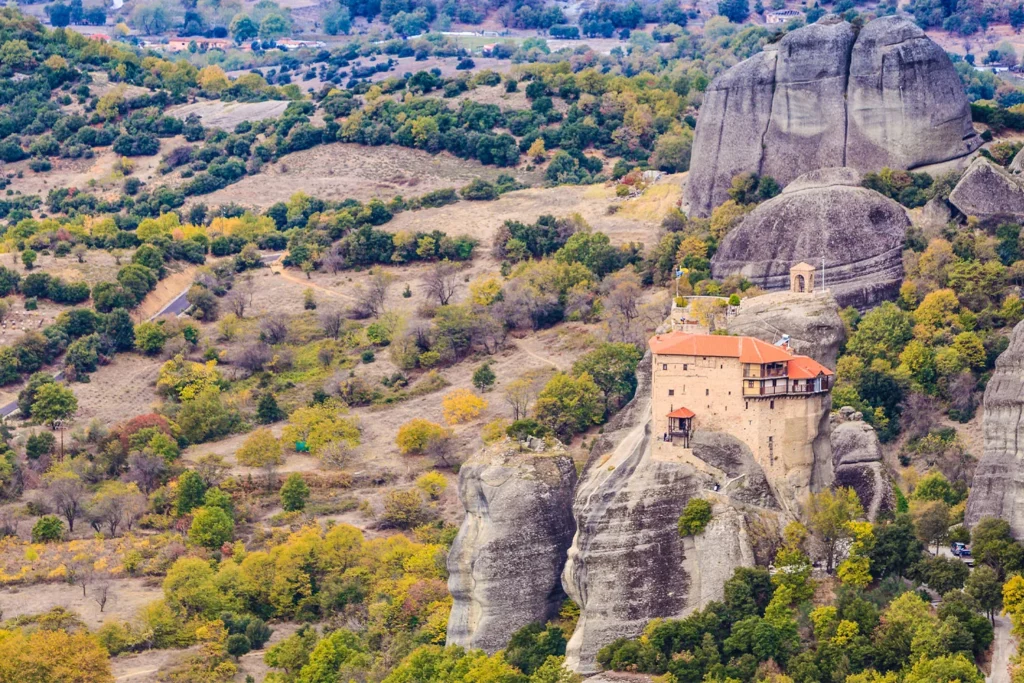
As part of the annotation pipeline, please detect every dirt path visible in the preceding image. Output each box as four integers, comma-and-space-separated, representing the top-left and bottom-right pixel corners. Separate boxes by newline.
270, 262, 357, 302
989, 615, 1014, 683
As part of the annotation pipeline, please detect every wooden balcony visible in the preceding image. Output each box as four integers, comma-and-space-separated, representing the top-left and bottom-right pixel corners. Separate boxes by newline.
742, 382, 790, 397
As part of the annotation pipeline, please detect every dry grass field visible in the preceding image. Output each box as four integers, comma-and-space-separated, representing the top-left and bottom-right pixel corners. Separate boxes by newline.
69, 353, 163, 426
193, 142, 543, 209
164, 100, 292, 130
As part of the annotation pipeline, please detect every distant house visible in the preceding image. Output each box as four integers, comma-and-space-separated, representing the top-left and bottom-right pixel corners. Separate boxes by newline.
765, 8, 801, 24
481, 43, 497, 55
87, 33, 109, 42
165, 37, 232, 52
276, 39, 327, 51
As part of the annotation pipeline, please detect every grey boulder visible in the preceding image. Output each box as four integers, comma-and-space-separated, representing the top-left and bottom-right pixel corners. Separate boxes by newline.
686, 15, 980, 217
948, 156, 1024, 222
446, 444, 578, 652
831, 409, 893, 521
710, 167, 909, 310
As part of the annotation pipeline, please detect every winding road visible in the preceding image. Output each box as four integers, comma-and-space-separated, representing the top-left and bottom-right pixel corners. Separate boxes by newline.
0, 252, 282, 418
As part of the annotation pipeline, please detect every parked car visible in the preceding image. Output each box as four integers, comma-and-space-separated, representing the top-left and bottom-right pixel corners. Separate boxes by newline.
951, 542, 972, 557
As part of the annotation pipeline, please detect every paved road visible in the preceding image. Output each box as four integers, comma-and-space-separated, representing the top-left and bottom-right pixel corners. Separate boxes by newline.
0, 252, 282, 418
989, 615, 1013, 683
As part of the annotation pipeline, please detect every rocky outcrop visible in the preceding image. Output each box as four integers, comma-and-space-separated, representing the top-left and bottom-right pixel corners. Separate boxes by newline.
966, 320, 1024, 537
686, 15, 981, 217
727, 290, 846, 368
561, 354, 773, 674
948, 156, 1024, 223
446, 445, 578, 652
710, 168, 909, 310
831, 408, 893, 521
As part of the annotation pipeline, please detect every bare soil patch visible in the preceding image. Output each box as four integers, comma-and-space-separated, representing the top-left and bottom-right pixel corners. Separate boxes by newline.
71, 353, 163, 426
165, 99, 291, 130
0, 577, 161, 626
193, 142, 542, 209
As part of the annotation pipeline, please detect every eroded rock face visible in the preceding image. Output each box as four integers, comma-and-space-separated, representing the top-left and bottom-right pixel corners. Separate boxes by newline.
446, 446, 578, 652
831, 408, 892, 521
727, 290, 846, 368
686, 15, 980, 217
966, 319, 1024, 537
710, 168, 908, 310
948, 156, 1024, 223
562, 354, 769, 674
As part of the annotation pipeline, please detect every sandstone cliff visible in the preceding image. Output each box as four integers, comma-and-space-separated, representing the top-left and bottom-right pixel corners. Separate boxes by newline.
686, 15, 980, 217
727, 290, 846, 368
561, 354, 784, 673
831, 408, 893, 521
966, 319, 1024, 536
710, 168, 908, 310
446, 444, 578, 652
948, 156, 1024, 223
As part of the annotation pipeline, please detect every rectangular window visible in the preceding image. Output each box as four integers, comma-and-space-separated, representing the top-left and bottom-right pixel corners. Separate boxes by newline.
683, 364, 688, 371
705, 388, 709, 396
668, 389, 674, 396
662, 364, 668, 371
770, 400, 775, 410
745, 401, 749, 410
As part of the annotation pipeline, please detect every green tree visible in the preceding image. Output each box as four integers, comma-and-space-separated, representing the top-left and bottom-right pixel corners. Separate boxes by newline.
533, 372, 604, 440
256, 392, 285, 424
134, 321, 168, 355
30, 382, 77, 429
808, 487, 863, 573
965, 564, 1002, 624
230, 14, 259, 42
903, 653, 983, 683
31, 515, 65, 543
571, 343, 643, 415
846, 302, 913, 364
281, 473, 311, 512
259, 13, 290, 39
103, 308, 136, 352
678, 498, 712, 536
911, 499, 951, 554
189, 505, 235, 549
176, 470, 207, 515
472, 363, 496, 391
21, 249, 36, 270
868, 514, 923, 579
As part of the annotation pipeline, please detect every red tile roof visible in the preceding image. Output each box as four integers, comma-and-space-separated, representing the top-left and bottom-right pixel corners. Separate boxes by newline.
787, 356, 834, 378
667, 406, 695, 418
648, 331, 794, 364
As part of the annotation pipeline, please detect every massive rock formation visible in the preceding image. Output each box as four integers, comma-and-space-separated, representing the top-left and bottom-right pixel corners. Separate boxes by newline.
446, 445, 578, 652
686, 15, 981, 217
561, 354, 786, 674
948, 156, 1024, 223
966, 319, 1024, 536
831, 408, 893, 521
710, 168, 909, 310
727, 289, 846, 368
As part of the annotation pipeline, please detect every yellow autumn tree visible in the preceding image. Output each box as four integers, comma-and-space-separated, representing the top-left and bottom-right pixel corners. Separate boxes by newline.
396, 418, 447, 454
281, 399, 360, 457
528, 138, 546, 161
197, 65, 230, 93
236, 428, 283, 467
0, 628, 113, 682
442, 389, 487, 425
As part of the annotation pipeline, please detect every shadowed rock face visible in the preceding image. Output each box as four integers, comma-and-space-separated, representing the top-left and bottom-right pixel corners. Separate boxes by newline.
948, 156, 1024, 223
710, 168, 909, 310
831, 409, 892, 521
686, 15, 980, 217
446, 447, 578, 652
966, 320, 1024, 537
727, 290, 846, 369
